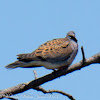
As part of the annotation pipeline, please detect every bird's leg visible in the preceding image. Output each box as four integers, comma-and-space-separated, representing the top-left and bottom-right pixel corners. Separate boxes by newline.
52, 69, 57, 73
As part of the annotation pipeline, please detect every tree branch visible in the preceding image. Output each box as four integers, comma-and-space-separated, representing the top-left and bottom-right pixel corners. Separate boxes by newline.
0, 95, 18, 100
33, 70, 75, 100
81, 46, 86, 64
34, 86, 75, 100
0, 52, 100, 99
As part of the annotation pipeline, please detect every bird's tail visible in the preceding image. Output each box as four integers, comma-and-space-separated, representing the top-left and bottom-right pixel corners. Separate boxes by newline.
5, 61, 28, 69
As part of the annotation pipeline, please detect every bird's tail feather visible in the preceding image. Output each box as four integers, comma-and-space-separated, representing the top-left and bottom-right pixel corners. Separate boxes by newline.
5, 61, 29, 69
5, 60, 41, 69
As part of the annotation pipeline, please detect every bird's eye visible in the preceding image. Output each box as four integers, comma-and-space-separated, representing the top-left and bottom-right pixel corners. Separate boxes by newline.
68, 36, 72, 39
69, 36, 77, 42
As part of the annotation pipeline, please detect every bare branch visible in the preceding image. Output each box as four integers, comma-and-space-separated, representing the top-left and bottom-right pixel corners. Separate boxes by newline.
81, 46, 86, 64
33, 70, 38, 79
0, 95, 18, 100
35, 86, 75, 100
0, 52, 100, 99
33, 70, 75, 100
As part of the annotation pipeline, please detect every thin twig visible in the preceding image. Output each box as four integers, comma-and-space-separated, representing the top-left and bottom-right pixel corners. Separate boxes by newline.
81, 46, 86, 64
33, 70, 38, 79
35, 86, 75, 100
33, 70, 75, 100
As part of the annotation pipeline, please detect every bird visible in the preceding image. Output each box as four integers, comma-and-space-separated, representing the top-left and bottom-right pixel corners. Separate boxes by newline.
5, 31, 78, 70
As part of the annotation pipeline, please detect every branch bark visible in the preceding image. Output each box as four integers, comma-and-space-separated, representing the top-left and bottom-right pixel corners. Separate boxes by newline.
35, 87, 75, 100
33, 70, 75, 100
0, 52, 100, 99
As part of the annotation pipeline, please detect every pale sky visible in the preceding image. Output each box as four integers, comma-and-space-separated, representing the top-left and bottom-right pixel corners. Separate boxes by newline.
0, 0, 100, 100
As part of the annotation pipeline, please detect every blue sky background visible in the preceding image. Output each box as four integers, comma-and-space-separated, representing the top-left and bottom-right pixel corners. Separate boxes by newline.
0, 0, 100, 100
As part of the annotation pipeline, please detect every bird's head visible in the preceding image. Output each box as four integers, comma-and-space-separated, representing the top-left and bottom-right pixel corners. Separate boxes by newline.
66, 31, 77, 43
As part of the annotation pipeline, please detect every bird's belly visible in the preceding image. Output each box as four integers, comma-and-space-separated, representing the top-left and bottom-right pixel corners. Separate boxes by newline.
41, 60, 70, 69
23, 60, 58, 69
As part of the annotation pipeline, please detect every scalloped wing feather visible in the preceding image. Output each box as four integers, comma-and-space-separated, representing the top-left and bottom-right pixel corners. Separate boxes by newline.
17, 38, 73, 63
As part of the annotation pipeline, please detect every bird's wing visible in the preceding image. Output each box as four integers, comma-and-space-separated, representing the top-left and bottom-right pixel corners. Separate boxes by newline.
17, 38, 73, 63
